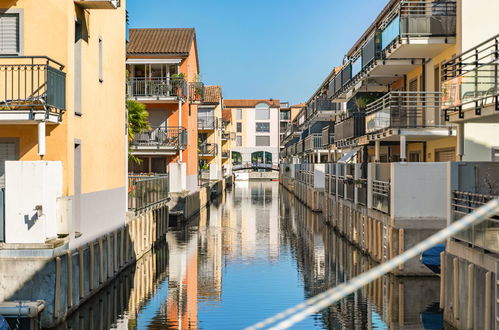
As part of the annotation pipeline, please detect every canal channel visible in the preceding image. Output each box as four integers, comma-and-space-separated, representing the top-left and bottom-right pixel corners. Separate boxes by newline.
56, 181, 445, 329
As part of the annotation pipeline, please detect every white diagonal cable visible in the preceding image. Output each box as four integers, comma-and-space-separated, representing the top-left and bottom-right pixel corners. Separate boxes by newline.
246, 197, 499, 330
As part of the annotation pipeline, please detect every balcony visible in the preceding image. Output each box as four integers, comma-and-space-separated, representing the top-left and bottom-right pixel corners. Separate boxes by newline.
381, 0, 456, 59
442, 34, 499, 121
199, 143, 218, 157
127, 77, 186, 101
334, 113, 365, 146
188, 82, 205, 103
222, 132, 235, 141
198, 116, 217, 130
130, 126, 187, 155
321, 126, 334, 147
222, 150, 230, 159
304, 133, 323, 152
365, 91, 443, 136
296, 140, 304, 155
74, 0, 120, 9
0, 56, 66, 123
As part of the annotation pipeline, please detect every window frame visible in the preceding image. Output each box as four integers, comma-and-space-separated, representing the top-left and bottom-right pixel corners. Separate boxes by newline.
236, 122, 242, 133
255, 122, 270, 133
236, 136, 242, 147
0, 9, 24, 56
236, 109, 242, 120
255, 135, 270, 147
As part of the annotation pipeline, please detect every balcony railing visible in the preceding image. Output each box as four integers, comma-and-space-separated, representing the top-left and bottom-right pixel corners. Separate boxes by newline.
199, 143, 218, 157
128, 174, 169, 212
365, 91, 442, 133
0, 56, 66, 120
188, 82, 205, 102
380, 0, 456, 50
198, 116, 217, 130
222, 150, 230, 159
131, 126, 187, 150
442, 34, 499, 116
372, 163, 391, 214
296, 140, 304, 154
304, 133, 323, 151
127, 77, 186, 99
321, 126, 334, 147
334, 113, 365, 141
222, 132, 235, 141
451, 191, 499, 254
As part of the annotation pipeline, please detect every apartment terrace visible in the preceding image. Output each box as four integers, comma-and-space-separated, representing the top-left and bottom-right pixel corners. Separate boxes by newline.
334, 112, 366, 148
0, 56, 66, 123
327, 0, 456, 102
130, 126, 187, 155
199, 143, 218, 157
127, 76, 186, 101
442, 33, 499, 122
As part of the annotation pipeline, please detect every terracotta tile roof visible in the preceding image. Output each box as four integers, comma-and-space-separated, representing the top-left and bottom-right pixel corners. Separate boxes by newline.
127, 28, 195, 55
203, 86, 222, 104
222, 108, 232, 122
224, 99, 280, 108
291, 103, 305, 108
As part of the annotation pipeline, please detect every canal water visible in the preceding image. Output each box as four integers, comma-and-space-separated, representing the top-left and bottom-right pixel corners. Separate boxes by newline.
59, 181, 447, 330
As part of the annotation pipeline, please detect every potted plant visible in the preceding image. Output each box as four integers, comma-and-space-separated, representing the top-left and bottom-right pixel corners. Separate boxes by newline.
171, 73, 185, 96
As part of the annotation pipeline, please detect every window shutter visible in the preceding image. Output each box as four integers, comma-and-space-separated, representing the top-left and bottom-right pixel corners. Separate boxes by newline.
0, 14, 19, 54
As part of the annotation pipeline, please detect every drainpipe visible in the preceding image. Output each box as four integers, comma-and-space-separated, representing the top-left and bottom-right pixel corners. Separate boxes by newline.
374, 140, 380, 162
38, 121, 46, 158
178, 99, 183, 162
400, 135, 407, 162
457, 123, 464, 161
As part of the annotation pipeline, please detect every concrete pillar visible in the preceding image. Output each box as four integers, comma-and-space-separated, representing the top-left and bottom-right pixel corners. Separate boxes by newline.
400, 135, 407, 162
374, 140, 380, 162
457, 122, 464, 161
38, 121, 46, 157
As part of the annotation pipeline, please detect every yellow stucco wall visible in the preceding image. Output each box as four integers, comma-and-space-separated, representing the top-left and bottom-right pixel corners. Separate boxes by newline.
426, 136, 457, 162
1, 0, 127, 196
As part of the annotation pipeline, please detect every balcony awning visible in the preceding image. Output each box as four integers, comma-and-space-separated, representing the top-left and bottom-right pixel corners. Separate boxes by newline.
338, 147, 360, 163
126, 59, 182, 64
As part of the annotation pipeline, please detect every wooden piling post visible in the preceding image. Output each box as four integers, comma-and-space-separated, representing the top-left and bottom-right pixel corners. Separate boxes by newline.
120, 226, 125, 267
78, 247, 84, 299
439, 252, 445, 309
98, 238, 104, 284
89, 242, 95, 291
398, 229, 404, 271
107, 234, 112, 279
466, 264, 473, 329
54, 256, 62, 319
114, 230, 118, 273
67, 250, 73, 309
453, 257, 459, 320
398, 283, 404, 325
485, 271, 491, 330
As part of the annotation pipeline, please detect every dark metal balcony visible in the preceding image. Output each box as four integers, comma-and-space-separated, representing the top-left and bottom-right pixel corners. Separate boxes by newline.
304, 133, 323, 152
222, 132, 235, 141
127, 77, 186, 100
199, 143, 218, 157
321, 126, 334, 147
365, 91, 442, 133
188, 82, 205, 103
0, 56, 66, 123
334, 113, 365, 142
130, 126, 187, 154
442, 34, 499, 120
198, 116, 217, 130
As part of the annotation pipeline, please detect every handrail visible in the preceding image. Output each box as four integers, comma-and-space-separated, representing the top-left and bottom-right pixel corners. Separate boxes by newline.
0, 55, 65, 70
247, 197, 499, 330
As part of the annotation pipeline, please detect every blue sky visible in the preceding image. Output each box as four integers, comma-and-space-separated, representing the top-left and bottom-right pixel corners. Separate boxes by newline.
127, 0, 388, 105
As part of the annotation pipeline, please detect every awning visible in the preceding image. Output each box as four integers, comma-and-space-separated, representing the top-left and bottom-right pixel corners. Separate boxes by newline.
126, 59, 182, 64
338, 147, 360, 163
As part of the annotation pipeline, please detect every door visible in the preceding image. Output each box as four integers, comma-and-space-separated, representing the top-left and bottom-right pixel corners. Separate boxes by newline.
435, 147, 456, 162
0, 141, 18, 242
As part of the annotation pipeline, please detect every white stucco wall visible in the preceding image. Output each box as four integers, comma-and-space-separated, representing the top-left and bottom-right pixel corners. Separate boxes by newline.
463, 123, 499, 161
391, 162, 448, 220
460, 0, 499, 52
5, 161, 63, 244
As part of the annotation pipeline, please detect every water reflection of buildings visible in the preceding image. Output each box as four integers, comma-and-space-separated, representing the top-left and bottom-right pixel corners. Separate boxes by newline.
280, 187, 441, 330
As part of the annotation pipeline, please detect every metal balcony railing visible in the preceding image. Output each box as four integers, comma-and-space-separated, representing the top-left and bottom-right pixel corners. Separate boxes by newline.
451, 191, 499, 253
0, 56, 66, 117
365, 91, 443, 133
198, 116, 217, 130
222, 150, 230, 158
304, 133, 323, 151
372, 163, 391, 214
222, 132, 235, 141
442, 34, 499, 116
131, 126, 187, 150
188, 82, 205, 102
128, 174, 169, 212
127, 77, 186, 99
380, 0, 456, 50
199, 143, 218, 156
334, 113, 365, 141
321, 126, 334, 147
296, 140, 304, 154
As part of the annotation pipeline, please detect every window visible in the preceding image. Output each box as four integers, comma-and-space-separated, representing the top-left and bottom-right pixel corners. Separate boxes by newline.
236, 136, 242, 146
256, 122, 270, 132
255, 136, 270, 146
255, 103, 270, 120
492, 147, 499, 161
0, 13, 20, 54
237, 122, 242, 133
236, 109, 242, 120
98, 36, 103, 82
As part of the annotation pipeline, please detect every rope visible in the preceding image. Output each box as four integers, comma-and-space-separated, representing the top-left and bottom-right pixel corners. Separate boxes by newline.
246, 197, 499, 330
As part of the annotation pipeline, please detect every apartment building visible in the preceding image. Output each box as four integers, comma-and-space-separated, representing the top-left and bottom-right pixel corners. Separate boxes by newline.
279, 102, 303, 145
127, 28, 203, 192
0, 0, 127, 247
221, 106, 235, 175
198, 86, 223, 182
224, 99, 280, 166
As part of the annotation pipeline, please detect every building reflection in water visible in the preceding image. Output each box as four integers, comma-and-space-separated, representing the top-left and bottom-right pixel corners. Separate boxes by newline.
55, 182, 442, 329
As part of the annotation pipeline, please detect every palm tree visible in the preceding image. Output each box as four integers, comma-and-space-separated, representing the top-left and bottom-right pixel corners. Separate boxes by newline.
127, 99, 150, 163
